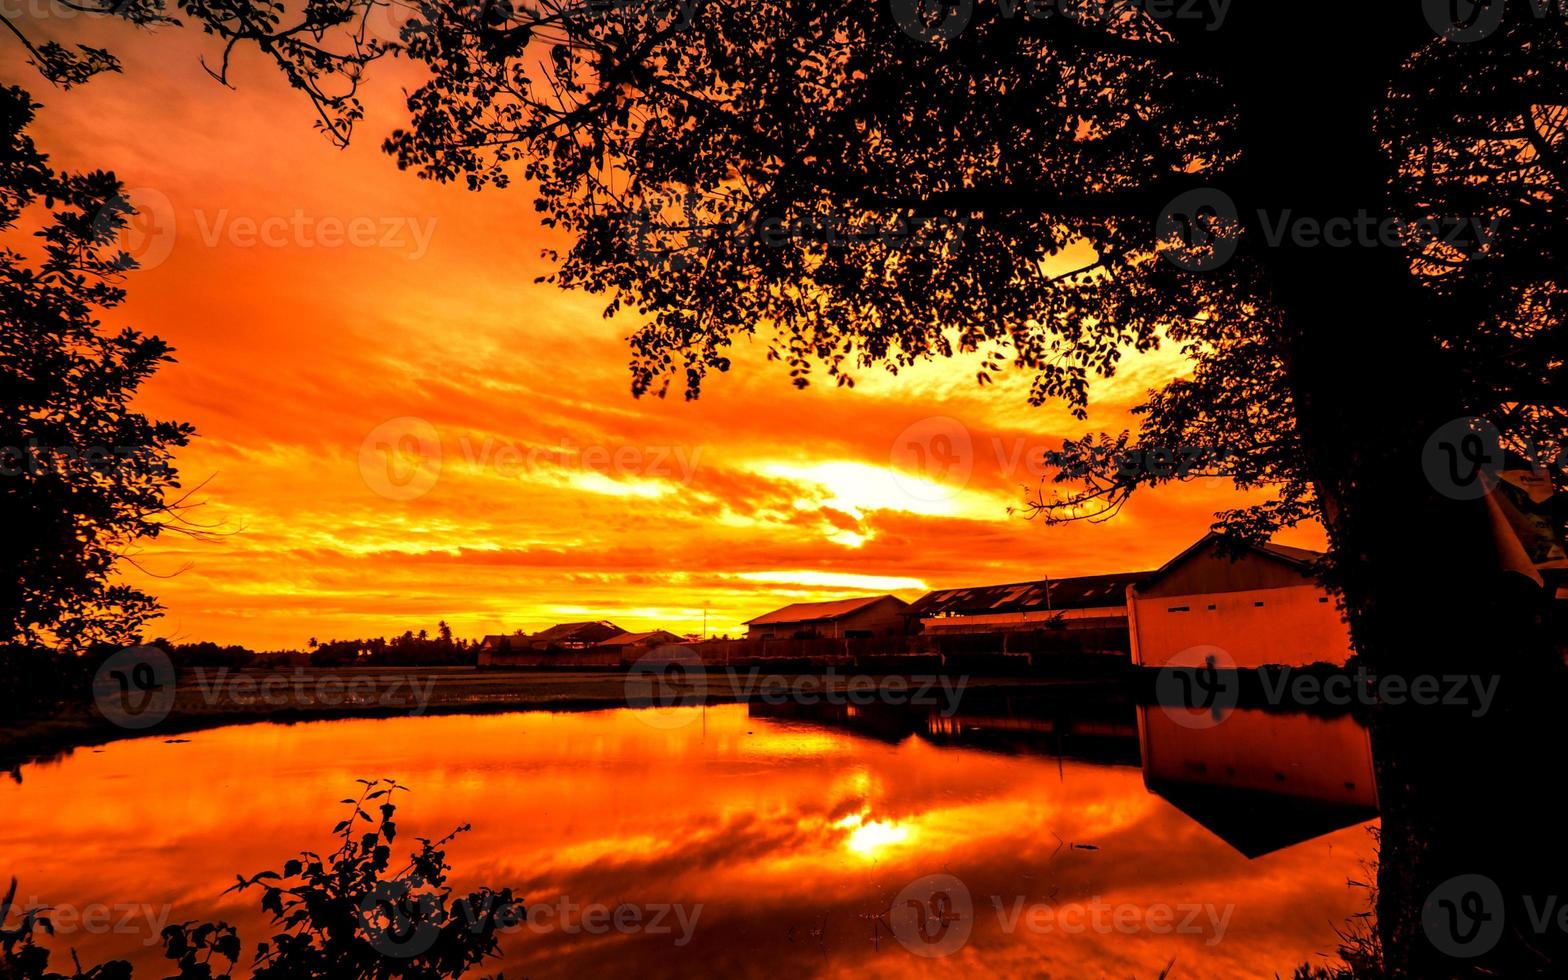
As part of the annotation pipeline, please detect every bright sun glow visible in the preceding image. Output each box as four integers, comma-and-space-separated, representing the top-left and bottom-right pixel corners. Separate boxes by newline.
835, 812, 911, 857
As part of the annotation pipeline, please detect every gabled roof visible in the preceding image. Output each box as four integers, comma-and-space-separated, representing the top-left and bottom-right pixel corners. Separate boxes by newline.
1145, 531, 1324, 581
906, 571, 1153, 619
595, 630, 683, 648
745, 595, 905, 626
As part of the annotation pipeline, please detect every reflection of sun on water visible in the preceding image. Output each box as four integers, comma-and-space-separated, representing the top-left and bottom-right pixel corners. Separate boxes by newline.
835, 812, 911, 858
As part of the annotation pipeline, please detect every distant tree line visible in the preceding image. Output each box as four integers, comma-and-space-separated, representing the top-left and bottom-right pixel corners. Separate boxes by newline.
0, 623, 480, 724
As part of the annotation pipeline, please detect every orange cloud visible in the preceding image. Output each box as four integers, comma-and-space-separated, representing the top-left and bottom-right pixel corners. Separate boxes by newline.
19, 32, 1322, 648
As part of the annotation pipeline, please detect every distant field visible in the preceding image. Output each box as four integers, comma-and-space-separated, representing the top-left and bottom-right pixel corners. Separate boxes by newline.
2, 665, 1103, 769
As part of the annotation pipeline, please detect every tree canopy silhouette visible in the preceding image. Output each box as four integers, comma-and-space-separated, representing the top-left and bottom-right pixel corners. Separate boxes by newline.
5, 2, 1568, 973
0, 86, 195, 647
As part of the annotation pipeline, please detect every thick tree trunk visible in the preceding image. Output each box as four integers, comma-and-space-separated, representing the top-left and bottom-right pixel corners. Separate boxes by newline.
1203, 8, 1568, 976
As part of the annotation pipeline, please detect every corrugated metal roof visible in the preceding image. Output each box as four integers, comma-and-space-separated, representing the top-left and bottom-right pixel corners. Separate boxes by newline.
1258, 541, 1323, 566
906, 571, 1153, 619
745, 595, 904, 626
528, 621, 625, 643
595, 630, 682, 647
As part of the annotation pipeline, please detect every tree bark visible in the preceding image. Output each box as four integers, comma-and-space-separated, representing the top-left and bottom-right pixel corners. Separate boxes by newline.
1203, 8, 1568, 975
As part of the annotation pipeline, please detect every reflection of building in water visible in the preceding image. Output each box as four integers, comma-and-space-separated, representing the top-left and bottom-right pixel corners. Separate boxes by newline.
1127, 532, 1354, 668
746, 690, 1378, 859
747, 692, 1142, 766
1137, 707, 1379, 858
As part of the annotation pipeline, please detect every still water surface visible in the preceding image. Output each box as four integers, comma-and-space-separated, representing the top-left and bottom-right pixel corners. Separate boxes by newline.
3, 701, 1378, 977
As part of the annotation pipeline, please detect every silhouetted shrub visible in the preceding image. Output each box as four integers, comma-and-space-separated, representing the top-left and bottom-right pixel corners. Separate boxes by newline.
2, 781, 524, 980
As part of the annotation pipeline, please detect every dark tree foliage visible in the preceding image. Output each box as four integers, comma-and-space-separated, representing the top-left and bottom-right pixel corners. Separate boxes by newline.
372, 1, 1567, 550
7, 3, 1568, 974
1, 781, 525, 980
0, 86, 194, 648
0, 0, 390, 146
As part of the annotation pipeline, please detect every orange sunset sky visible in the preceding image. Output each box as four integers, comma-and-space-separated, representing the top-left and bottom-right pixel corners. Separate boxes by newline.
16, 18, 1322, 648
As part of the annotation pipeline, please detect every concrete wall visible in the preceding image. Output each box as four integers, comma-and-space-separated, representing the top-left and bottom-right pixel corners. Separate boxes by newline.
1128, 583, 1353, 668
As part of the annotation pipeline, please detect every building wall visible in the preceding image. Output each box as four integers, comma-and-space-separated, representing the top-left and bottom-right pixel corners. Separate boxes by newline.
1128, 583, 1353, 668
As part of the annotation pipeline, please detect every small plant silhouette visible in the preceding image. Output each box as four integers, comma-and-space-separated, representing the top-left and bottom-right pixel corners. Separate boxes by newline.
2, 780, 524, 980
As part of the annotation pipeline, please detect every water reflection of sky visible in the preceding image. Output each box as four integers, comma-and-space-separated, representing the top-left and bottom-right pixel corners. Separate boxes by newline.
1, 706, 1377, 977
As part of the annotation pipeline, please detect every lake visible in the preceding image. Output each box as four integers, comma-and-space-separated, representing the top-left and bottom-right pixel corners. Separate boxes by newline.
1, 697, 1378, 977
